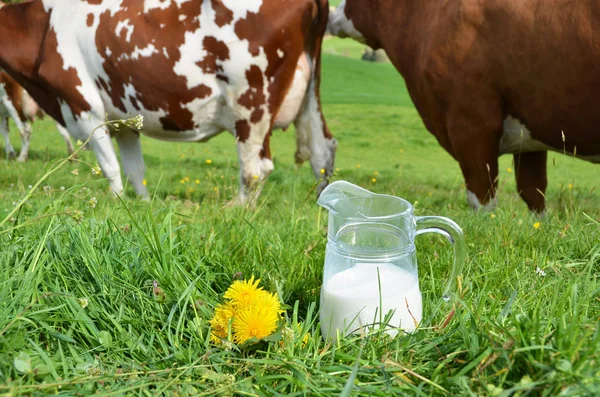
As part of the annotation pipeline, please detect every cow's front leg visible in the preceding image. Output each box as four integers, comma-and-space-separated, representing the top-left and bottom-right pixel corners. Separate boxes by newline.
114, 129, 148, 199
514, 151, 547, 213
69, 114, 124, 196
236, 120, 274, 205
0, 118, 16, 158
448, 110, 503, 211
56, 123, 75, 156
16, 121, 32, 162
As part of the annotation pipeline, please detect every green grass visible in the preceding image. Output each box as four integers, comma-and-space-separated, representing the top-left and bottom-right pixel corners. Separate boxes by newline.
0, 51, 599, 396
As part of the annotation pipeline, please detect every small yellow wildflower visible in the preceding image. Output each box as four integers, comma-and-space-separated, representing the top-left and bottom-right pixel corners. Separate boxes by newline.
371, 178, 377, 183
195, 179, 200, 184
533, 222, 541, 229
356, 164, 361, 169
568, 183, 573, 189
490, 213, 496, 219
507, 168, 513, 173
180, 179, 186, 184
320, 168, 325, 175
373, 171, 379, 176
206, 159, 213, 164
184, 176, 190, 182
142, 179, 147, 186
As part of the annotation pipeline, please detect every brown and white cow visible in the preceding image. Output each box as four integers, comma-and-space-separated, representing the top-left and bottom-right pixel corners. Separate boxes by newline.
0, 70, 74, 161
329, 0, 600, 212
0, 0, 336, 202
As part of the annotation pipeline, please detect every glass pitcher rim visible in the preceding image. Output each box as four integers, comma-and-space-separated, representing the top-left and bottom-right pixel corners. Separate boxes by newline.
324, 192, 415, 221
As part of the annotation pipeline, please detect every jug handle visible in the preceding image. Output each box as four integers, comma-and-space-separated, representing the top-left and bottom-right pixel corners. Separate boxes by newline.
415, 216, 467, 301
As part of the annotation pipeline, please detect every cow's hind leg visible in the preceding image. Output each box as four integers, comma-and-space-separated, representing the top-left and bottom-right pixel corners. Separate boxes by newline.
514, 151, 547, 213
0, 118, 16, 158
16, 121, 32, 162
114, 129, 148, 199
294, 80, 337, 195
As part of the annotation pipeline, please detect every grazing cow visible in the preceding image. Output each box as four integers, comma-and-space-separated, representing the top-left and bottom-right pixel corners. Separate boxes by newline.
0, 0, 336, 203
329, 0, 600, 212
0, 70, 74, 161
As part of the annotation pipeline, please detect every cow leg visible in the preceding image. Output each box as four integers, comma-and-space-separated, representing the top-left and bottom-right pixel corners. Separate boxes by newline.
236, 120, 274, 205
0, 118, 16, 158
56, 123, 75, 156
514, 151, 547, 213
68, 115, 124, 196
448, 112, 502, 211
16, 121, 32, 162
114, 129, 148, 199
294, 80, 337, 195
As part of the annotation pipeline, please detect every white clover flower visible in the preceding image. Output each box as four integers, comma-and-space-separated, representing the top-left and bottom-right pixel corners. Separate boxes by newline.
89, 197, 98, 209
535, 267, 546, 277
78, 298, 89, 309
60, 186, 65, 191
133, 115, 144, 130
28, 185, 32, 189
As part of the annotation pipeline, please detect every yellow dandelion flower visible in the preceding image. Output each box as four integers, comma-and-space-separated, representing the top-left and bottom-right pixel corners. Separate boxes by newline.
209, 301, 236, 344
568, 183, 573, 189
507, 168, 513, 173
232, 291, 281, 344
180, 179, 186, 184
491, 213, 496, 219
224, 276, 263, 307
142, 179, 147, 186
371, 178, 377, 183
195, 179, 200, 184
533, 222, 541, 229
356, 164, 361, 169
184, 176, 190, 182
320, 168, 325, 175
206, 159, 213, 164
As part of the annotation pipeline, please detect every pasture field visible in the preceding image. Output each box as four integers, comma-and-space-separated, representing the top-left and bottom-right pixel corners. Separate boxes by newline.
0, 51, 599, 396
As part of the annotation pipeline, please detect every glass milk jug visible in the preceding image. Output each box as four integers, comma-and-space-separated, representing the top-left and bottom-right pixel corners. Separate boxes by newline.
317, 181, 466, 341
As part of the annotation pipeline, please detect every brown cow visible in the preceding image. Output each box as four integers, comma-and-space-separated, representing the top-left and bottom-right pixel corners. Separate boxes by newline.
329, 0, 600, 212
0, 70, 74, 160
0, 0, 337, 203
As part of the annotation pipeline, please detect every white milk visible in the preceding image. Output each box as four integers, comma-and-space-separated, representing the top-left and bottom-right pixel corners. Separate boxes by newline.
320, 262, 422, 340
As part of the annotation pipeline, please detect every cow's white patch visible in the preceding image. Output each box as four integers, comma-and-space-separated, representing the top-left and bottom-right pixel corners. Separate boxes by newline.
467, 190, 497, 211
130, 44, 158, 60
328, 0, 365, 43
115, 19, 134, 42
277, 49, 284, 58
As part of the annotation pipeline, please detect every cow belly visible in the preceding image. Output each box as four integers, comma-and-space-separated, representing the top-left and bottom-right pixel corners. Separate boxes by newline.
274, 53, 311, 129
500, 116, 600, 163
499, 116, 553, 154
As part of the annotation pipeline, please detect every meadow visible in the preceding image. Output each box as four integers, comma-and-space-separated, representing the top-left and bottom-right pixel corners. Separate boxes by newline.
1, 47, 599, 395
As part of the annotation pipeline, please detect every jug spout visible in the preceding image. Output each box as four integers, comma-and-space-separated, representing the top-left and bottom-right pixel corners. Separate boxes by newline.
316, 180, 375, 218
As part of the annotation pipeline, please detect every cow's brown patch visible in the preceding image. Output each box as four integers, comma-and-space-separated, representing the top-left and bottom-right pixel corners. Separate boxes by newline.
235, 119, 251, 142
197, 36, 229, 74
86, 13, 94, 27
211, 0, 234, 27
